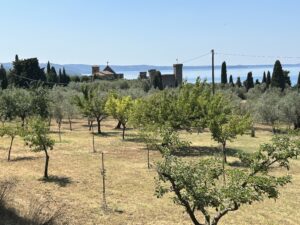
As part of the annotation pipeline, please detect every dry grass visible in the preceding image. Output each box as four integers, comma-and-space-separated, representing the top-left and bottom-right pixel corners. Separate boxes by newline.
0, 119, 299, 225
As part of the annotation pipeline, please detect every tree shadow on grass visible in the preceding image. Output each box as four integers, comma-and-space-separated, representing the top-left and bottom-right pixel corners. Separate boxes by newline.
0, 205, 31, 225
173, 146, 242, 158
39, 176, 72, 187
228, 160, 249, 168
10, 156, 39, 162
93, 131, 120, 137
124, 133, 160, 144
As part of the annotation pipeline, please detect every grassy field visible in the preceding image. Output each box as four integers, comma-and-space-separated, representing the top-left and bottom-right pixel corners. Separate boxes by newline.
0, 119, 299, 225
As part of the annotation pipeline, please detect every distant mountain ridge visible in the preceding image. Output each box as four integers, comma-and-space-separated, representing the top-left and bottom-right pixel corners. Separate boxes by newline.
1, 62, 300, 76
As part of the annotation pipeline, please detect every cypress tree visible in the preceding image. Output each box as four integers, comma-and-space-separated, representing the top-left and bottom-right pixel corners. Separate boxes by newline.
61, 67, 70, 85
221, 61, 227, 84
229, 75, 234, 86
236, 77, 242, 87
266, 71, 271, 88
58, 68, 62, 83
262, 71, 267, 83
15, 54, 19, 62
46, 61, 51, 74
47, 66, 58, 84
0, 64, 8, 89
297, 72, 300, 89
283, 70, 291, 87
153, 71, 163, 90
244, 72, 254, 91
271, 60, 285, 90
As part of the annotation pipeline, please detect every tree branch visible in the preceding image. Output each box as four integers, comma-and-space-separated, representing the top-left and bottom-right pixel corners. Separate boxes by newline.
212, 202, 239, 225
162, 172, 204, 225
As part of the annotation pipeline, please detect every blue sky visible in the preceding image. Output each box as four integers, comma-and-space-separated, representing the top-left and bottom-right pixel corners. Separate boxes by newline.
1, 0, 300, 66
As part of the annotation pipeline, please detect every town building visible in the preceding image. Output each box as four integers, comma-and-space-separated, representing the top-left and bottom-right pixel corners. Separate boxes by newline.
148, 64, 183, 88
92, 65, 124, 80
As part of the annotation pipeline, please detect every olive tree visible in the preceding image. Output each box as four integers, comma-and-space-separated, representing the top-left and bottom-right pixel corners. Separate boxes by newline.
0, 124, 23, 161
63, 89, 79, 131
255, 89, 281, 133
105, 93, 134, 139
156, 135, 300, 225
279, 91, 300, 129
12, 88, 32, 126
49, 88, 64, 142
75, 85, 108, 134
24, 118, 55, 179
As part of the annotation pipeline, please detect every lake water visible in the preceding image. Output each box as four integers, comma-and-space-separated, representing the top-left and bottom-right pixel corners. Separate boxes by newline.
119, 65, 300, 85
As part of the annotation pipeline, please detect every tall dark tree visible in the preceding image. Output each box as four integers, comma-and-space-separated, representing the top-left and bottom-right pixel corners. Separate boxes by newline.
262, 71, 267, 83
153, 71, 163, 90
283, 70, 291, 87
46, 61, 51, 74
244, 72, 254, 91
266, 71, 271, 88
46, 66, 58, 84
10, 57, 46, 87
15, 54, 19, 62
221, 61, 227, 84
59, 67, 70, 86
229, 75, 234, 86
0, 64, 8, 89
236, 77, 242, 87
271, 60, 285, 90
58, 68, 62, 83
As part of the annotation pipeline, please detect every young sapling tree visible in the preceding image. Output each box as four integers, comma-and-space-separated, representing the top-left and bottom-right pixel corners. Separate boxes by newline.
24, 118, 55, 179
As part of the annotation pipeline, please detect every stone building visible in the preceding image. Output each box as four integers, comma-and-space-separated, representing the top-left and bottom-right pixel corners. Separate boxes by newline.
138, 72, 147, 79
92, 65, 124, 80
148, 64, 183, 88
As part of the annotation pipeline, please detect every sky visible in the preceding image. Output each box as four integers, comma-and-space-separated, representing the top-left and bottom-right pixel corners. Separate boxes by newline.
1, 0, 300, 66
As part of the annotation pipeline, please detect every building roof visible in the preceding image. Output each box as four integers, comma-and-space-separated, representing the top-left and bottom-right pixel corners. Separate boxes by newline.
103, 65, 116, 74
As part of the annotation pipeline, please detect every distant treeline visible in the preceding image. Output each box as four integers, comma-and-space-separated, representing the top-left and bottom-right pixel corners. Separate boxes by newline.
220, 60, 300, 91
0, 55, 95, 88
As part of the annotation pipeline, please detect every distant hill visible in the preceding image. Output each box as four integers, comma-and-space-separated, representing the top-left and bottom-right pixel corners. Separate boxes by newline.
1, 62, 300, 76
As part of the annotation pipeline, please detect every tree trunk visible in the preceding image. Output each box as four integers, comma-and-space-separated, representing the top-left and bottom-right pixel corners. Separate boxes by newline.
97, 118, 101, 134
88, 119, 93, 131
48, 116, 52, 127
222, 142, 227, 185
122, 125, 126, 140
21, 117, 25, 127
7, 136, 14, 161
115, 121, 122, 129
69, 118, 72, 131
147, 146, 150, 169
58, 122, 61, 142
222, 142, 227, 163
251, 125, 255, 137
44, 149, 49, 179
294, 120, 300, 130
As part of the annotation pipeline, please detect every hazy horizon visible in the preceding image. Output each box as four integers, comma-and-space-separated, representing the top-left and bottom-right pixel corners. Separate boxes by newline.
1, 0, 300, 66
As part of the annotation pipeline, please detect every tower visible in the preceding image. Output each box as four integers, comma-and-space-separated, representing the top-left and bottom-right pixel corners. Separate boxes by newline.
92, 65, 100, 75
173, 64, 183, 86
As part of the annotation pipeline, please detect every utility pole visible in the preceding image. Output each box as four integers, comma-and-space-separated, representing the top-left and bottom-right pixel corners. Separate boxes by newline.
211, 49, 215, 95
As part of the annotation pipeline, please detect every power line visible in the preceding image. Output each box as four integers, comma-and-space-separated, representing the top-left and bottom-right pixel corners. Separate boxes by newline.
181, 52, 211, 64
215, 52, 300, 60
11, 73, 68, 86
